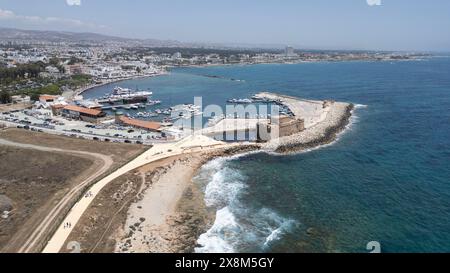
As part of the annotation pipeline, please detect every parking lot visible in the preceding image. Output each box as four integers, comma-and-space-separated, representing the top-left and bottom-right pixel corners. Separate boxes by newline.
0, 109, 174, 145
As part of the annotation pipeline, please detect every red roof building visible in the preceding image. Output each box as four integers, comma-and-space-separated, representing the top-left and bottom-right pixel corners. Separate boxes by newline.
119, 116, 161, 132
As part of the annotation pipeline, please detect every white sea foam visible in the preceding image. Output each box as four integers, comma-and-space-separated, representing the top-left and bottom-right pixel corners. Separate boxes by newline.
263, 218, 297, 248
354, 104, 368, 109
203, 166, 246, 208
195, 156, 298, 252
195, 104, 368, 252
195, 207, 239, 253
196, 205, 297, 253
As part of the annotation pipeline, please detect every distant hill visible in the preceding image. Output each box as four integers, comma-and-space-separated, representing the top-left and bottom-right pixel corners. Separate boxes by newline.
0, 27, 287, 50
0, 27, 126, 42
0, 27, 190, 47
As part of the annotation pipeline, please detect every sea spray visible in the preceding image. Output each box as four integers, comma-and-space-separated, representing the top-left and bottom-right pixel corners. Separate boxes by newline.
196, 207, 239, 253
194, 156, 298, 253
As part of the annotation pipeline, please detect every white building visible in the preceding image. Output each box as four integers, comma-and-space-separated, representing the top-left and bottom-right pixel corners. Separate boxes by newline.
285, 46, 295, 56
173, 52, 182, 59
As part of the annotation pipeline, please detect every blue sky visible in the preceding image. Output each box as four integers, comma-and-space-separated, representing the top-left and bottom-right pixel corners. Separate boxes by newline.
0, 0, 450, 51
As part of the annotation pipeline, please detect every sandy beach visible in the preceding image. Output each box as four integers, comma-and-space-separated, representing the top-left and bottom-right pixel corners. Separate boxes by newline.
115, 152, 212, 253
112, 101, 353, 253
58, 96, 353, 253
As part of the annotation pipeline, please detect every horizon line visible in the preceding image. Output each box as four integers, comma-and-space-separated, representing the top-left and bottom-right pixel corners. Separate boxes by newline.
0, 26, 447, 54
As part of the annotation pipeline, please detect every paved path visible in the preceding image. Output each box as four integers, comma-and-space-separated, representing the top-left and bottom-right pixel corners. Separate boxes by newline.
42, 134, 229, 253
0, 138, 113, 253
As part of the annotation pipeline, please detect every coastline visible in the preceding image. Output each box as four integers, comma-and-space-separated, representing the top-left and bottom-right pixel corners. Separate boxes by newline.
59, 99, 353, 253
170, 56, 427, 70
76, 55, 428, 100
110, 101, 354, 253
63, 67, 356, 253
271, 103, 354, 153
114, 145, 259, 253
72, 72, 169, 99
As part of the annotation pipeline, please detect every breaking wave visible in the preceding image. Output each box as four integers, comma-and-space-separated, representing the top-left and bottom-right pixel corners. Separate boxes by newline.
194, 104, 367, 252
194, 156, 297, 253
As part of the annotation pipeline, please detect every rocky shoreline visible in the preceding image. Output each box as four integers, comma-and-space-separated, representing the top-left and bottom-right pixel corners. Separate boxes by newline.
126, 102, 355, 253
167, 103, 355, 253
113, 144, 260, 253
67, 99, 355, 253
274, 103, 354, 153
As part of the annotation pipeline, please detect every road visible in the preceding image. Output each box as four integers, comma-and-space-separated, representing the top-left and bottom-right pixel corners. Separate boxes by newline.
0, 118, 173, 145
42, 134, 231, 253
0, 138, 114, 253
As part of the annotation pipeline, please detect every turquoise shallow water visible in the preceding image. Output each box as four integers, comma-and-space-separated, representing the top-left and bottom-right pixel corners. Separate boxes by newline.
87, 58, 450, 252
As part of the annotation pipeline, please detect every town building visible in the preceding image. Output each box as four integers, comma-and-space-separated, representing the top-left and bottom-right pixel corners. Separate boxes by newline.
62, 105, 106, 123
39, 95, 59, 104
285, 46, 296, 57
116, 114, 161, 132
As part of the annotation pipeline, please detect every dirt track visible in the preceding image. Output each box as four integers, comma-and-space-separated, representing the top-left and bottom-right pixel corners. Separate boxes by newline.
0, 129, 146, 253
0, 138, 113, 253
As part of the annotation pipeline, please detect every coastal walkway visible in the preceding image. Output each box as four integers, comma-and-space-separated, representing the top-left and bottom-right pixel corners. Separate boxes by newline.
42, 134, 231, 253
0, 138, 113, 253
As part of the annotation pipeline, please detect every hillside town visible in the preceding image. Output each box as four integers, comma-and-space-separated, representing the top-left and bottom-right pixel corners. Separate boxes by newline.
0, 35, 429, 146
0, 34, 428, 102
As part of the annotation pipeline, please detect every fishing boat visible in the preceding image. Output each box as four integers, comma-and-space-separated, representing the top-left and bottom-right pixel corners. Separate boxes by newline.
227, 98, 253, 104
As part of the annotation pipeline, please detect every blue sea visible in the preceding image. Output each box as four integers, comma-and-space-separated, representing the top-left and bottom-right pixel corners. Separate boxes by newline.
86, 57, 450, 253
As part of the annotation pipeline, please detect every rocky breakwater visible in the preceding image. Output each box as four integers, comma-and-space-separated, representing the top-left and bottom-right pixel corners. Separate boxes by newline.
264, 102, 354, 154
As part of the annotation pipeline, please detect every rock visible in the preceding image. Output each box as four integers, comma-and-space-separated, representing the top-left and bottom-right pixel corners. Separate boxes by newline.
0, 195, 13, 212
306, 227, 317, 236
1, 211, 10, 219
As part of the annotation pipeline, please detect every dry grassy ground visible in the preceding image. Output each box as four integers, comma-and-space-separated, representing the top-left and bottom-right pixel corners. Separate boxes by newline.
0, 146, 93, 250
0, 129, 145, 169
0, 128, 147, 252
0, 103, 31, 113
62, 156, 182, 253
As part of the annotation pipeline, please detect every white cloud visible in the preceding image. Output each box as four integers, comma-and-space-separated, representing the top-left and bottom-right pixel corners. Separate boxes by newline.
66, 0, 81, 6
367, 0, 382, 6
0, 8, 105, 29
0, 9, 15, 19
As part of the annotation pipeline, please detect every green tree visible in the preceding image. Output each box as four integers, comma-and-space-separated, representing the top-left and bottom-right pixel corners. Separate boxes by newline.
49, 57, 60, 66
30, 92, 40, 102
67, 57, 83, 65
0, 91, 12, 104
